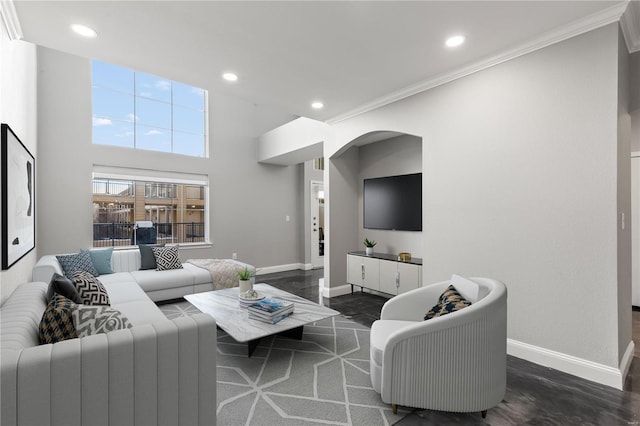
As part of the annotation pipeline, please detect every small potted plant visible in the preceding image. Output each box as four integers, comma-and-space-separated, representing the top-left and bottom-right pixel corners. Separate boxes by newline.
237, 266, 254, 295
363, 238, 377, 255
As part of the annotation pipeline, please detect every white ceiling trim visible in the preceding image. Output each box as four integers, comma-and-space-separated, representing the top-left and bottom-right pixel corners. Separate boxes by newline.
621, 0, 640, 52
327, 1, 629, 125
0, 0, 23, 40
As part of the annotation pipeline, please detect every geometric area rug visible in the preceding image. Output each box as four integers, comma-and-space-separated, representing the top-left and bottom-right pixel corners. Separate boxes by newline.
159, 301, 411, 425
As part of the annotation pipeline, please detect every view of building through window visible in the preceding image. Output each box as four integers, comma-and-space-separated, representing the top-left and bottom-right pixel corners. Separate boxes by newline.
91, 60, 207, 157
92, 177, 206, 247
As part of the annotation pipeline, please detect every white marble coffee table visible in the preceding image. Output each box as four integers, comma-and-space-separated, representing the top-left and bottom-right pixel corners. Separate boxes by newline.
185, 283, 340, 356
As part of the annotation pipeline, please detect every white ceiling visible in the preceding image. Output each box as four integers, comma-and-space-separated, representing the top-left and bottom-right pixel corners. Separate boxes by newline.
10, 0, 632, 129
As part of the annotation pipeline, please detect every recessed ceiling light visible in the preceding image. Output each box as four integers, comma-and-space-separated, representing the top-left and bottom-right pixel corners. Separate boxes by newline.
222, 72, 238, 82
311, 101, 324, 109
71, 24, 97, 38
445, 35, 465, 48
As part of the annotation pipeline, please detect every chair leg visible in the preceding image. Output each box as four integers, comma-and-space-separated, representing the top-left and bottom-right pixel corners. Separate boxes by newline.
392, 404, 398, 415
481, 410, 487, 418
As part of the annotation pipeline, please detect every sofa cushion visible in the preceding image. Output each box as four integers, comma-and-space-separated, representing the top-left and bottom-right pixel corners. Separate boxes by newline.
39, 294, 78, 344
131, 268, 195, 292
100, 277, 150, 304
57, 251, 98, 279
370, 319, 417, 365
152, 246, 183, 271
72, 271, 111, 306
46, 273, 84, 304
114, 300, 169, 325
72, 305, 132, 337
82, 247, 114, 275
424, 285, 471, 320
139, 244, 164, 270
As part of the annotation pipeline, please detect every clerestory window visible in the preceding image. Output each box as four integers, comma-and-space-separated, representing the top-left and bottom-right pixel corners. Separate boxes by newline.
91, 60, 208, 157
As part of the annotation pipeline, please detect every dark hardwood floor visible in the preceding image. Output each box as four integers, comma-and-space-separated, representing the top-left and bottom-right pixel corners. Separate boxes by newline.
259, 269, 640, 425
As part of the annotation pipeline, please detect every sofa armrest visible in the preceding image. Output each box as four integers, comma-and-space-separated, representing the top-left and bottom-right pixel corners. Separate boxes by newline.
32, 255, 63, 283
1, 313, 217, 426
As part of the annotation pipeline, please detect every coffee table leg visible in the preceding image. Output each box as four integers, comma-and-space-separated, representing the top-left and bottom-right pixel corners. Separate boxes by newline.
280, 326, 304, 340
247, 338, 260, 357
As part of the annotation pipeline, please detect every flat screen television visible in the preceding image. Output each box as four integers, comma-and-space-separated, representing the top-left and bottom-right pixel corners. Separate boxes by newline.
363, 173, 422, 231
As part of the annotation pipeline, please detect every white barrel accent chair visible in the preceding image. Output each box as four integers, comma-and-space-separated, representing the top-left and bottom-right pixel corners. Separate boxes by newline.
370, 275, 507, 417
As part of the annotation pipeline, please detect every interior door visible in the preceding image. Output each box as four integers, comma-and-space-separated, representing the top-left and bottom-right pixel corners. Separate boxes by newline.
310, 181, 324, 268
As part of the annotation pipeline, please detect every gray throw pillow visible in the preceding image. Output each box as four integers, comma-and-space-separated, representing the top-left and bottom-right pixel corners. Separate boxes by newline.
47, 272, 84, 304
72, 305, 132, 338
139, 244, 164, 270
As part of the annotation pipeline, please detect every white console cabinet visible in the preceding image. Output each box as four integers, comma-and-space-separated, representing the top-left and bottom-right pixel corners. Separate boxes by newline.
347, 252, 422, 296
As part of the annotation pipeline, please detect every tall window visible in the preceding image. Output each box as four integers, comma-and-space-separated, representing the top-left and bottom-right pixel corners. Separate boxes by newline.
92, 169, 208, 248
91, 60, 207, 157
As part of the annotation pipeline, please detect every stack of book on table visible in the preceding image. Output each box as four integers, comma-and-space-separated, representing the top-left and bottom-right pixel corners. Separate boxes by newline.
248, 298, 294, 324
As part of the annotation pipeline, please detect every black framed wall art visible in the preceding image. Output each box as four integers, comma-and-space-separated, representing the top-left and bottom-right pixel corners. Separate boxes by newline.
1, 123, 35, 270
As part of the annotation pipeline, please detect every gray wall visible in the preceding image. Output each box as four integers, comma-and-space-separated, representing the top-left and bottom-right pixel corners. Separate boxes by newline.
0, 30, 38, 303
327, 24, 627, 370
36, 46, 303, 271
326, 147, 359, 295
358, 134, 422, 257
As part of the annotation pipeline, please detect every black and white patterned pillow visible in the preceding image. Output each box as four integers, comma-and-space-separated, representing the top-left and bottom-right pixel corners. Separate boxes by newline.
57, 251, 98, 279
72, 305, 132, 338
39, 294, 78, 344
72, 270, 111, 306
424, 285, 472, 320
152, 245, 183, 271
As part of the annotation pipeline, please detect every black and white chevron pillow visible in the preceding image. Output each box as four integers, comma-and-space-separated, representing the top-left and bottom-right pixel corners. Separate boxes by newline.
72, 305, 132, 338
72, 270, 111, 306
152, 245, 183, 271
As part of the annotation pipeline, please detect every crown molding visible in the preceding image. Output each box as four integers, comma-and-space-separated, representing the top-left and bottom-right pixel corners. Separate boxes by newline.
327, 2, 628, 125
0, 0, 23, 40
621, 0, 640, 52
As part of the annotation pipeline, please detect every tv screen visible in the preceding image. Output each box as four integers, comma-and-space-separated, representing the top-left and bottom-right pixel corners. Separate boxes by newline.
363, 173, 422, 231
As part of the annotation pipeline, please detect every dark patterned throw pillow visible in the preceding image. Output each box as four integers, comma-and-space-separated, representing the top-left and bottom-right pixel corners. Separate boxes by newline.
56, 251, 98, 279
72, 270, 111, 306
152, 245, 183, 271
39, 294, 78, 344
424, 285, 472, 320
72, 305, 132, 338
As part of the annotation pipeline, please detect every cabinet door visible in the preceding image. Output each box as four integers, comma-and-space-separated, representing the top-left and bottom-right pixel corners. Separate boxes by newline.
362, 257, 380, 291
346, 255, 363, 285
397, 263, 420, 294
379, 260, 398, 295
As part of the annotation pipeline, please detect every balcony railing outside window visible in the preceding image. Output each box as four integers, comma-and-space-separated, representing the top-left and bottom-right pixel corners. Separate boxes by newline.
93, 222, 205, 247
93, 179, 134, 197
145, 183, 177, 198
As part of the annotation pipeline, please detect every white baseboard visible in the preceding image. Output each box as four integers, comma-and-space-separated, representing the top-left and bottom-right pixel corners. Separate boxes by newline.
322, 284, 352, 298
255, 263, 305, 275
507, 338, 635, 390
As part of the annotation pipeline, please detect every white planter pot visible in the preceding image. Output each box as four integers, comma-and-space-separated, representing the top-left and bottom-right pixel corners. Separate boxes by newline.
365, 247, 373, 255
239, 280, 252, 294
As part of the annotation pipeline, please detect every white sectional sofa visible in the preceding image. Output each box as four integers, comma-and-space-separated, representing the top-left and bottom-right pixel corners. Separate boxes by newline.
33, 248, 219, 302
0, 248, 225, 425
